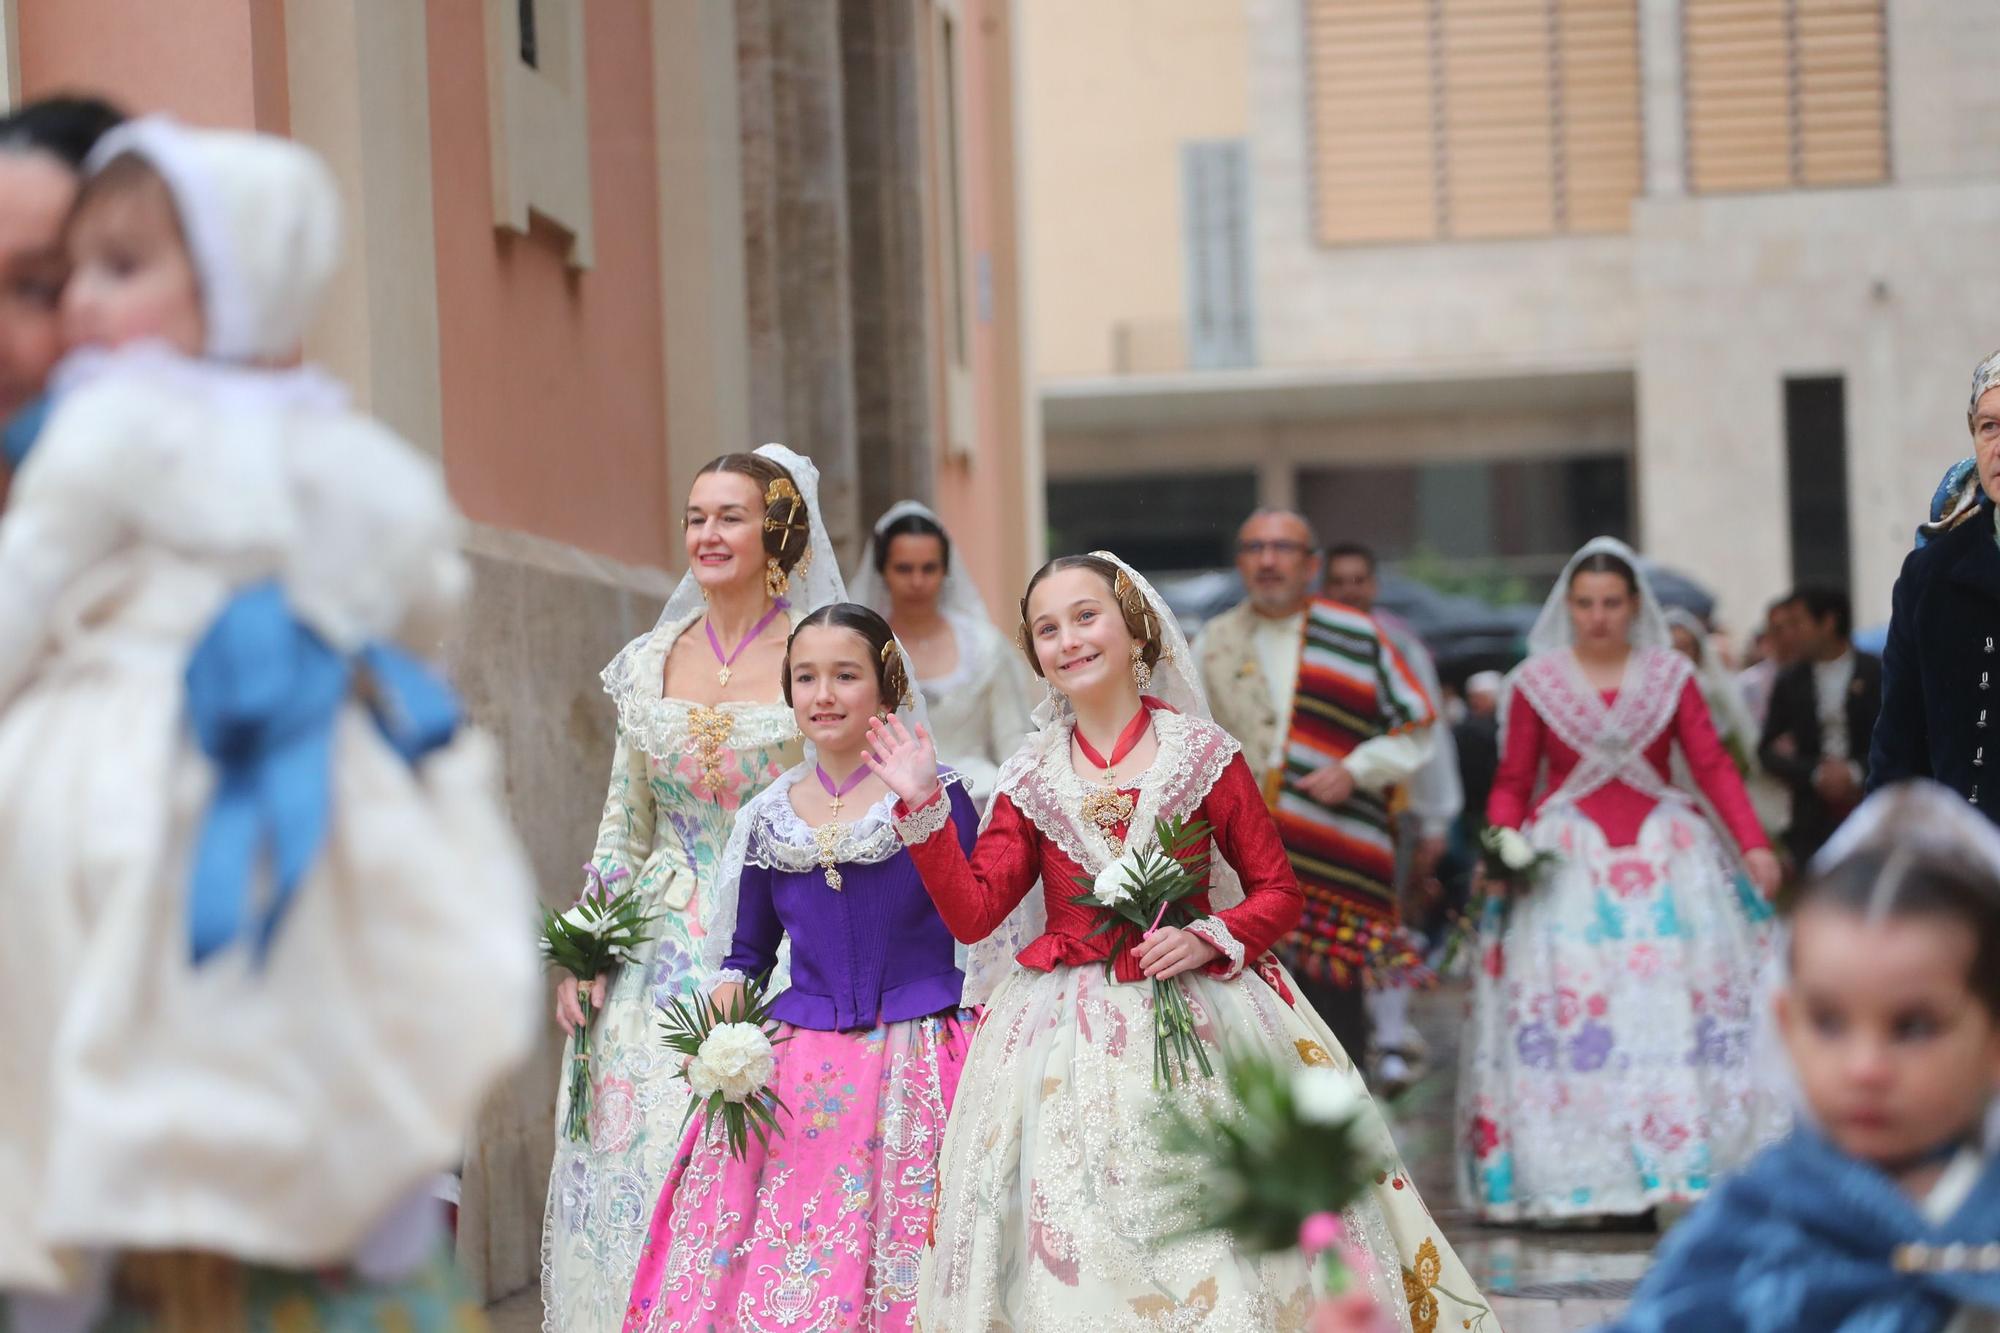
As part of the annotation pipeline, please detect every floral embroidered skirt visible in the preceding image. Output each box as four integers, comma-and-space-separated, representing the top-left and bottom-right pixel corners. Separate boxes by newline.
621, 1011, 971, 1333
1458, 798, 1789, 1221
920, 963, 1492, 1333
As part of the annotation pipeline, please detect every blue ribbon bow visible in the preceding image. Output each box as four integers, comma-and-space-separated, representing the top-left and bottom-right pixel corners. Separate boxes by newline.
184, 581, 461, 964
2, 392, 51, 471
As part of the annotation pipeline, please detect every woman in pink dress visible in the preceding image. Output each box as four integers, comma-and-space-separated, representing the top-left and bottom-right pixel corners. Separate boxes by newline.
1459, 538, 1788, 1223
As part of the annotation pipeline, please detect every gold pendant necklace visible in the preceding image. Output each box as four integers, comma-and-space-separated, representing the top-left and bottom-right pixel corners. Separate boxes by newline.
1074, 708, 1146, 847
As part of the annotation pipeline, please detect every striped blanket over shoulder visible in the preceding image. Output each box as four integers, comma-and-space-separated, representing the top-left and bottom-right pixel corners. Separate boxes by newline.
1273, 596, 1436, 986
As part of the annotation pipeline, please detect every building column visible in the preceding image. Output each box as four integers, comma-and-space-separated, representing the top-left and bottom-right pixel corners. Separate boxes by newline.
283, 0, 444, 456
654, 0, 752, 497
841, 0, 935, 535
738, 0, 863, 558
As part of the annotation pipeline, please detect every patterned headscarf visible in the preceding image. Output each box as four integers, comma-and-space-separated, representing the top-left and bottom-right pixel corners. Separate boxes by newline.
1969, 349, 2000, 431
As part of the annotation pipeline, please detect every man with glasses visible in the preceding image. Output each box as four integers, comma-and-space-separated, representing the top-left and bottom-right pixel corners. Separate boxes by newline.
1196, 512, 1439, 1077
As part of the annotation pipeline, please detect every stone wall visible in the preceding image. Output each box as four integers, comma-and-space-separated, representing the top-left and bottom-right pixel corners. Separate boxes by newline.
445, 530, 671, 1299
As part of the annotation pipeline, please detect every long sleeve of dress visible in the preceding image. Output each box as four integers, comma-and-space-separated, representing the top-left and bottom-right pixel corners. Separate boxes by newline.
719, 856, 782, 982
1868, 546, 1930, 789
1674, 678, 1771, 855
1191, 755, 1306, 976
895, 788, 1041, 945
584, 728, 659, 900
1488, 688, 1547, 830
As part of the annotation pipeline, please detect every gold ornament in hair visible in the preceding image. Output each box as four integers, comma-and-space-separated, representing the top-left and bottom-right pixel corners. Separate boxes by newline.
762, 475, 810, 556
880, 638, 910, 711
1111, 568, 1161, 647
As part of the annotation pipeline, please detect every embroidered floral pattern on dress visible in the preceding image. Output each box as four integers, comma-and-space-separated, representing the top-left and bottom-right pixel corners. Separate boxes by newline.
920, 960, 1490, 1332
543, 691, 802, 1333
620, 1015, 968, 1333
1458, 798, 1785, 1222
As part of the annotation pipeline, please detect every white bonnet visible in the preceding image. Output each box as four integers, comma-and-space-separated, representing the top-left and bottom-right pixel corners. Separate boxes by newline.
85, 116, 341, 362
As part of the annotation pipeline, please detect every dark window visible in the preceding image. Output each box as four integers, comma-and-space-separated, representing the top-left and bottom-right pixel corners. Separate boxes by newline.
1045, 472, 1258, 573
519, 0, 539, 69
1785, 376, 1852, 589
1297, 454, 1631, 593
1182, 140, 1255, 370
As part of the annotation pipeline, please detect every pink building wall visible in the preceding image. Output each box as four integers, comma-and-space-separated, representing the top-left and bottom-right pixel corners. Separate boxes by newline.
18, 0, 288, 132
425, 0, 673, 569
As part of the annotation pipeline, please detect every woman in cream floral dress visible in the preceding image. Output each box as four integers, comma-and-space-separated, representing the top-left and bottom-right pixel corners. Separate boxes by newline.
866, 553, 1491, 1333
541, 445, 846, 1333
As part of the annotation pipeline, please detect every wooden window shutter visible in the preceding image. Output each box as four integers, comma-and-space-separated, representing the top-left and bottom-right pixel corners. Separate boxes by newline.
1556, 0, 1644, 232
1304, 0, 1641, 245
1306, 0, 1443, 244
1684, 0, 1887, 193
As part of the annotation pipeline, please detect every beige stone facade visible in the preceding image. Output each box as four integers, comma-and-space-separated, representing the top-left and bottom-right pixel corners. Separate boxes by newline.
11, 0, 1032, 1303
1025, 0, 2000, 632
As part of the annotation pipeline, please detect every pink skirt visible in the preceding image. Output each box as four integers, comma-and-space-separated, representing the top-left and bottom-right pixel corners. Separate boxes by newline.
622, 1010, 972, 1333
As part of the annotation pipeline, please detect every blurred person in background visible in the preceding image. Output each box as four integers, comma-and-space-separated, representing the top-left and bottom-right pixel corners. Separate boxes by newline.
1871, 351, 2000, 832
1668, 607, 1762, 778
849, 501, 1031, 812
1759, 586, 1881, 868
1462, 539, 1784, 1225
0, 95, 123, 502
1324, 542, 1462, 1093
1739, 595, 1805, 732
1200, 513, 1440, 1076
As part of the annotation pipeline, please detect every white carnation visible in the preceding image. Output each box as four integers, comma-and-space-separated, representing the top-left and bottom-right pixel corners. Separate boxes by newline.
1092, 849, 1150, 907
695, 1022, 776, 1103
686, 1054, 721, 1100
1492, 827, 1536, 872
1292, 1066, 1361, 1127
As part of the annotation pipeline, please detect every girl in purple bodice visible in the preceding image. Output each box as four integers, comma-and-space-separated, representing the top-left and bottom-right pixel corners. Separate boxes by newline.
621, 603, 975, 1333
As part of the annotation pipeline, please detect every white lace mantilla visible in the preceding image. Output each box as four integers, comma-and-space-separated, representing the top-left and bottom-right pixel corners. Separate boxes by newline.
1513, 646, 1692, 811
751, 770, 966, 873
1008, 710, 1240, 879
600, 607, 802, 761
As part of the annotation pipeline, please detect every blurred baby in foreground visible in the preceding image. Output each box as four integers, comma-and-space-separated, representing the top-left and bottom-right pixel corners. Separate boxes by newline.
0, 116, 535, 1331
1607, 779, 2000, 1332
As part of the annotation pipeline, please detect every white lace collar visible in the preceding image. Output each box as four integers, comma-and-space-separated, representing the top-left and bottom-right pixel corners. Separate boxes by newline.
746, 767, 964, 872
1000, 709, 1239, 877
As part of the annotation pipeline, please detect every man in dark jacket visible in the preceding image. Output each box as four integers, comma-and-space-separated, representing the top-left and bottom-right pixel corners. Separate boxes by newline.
1759, 587, 1882, 865
1870, 350, 2000, 823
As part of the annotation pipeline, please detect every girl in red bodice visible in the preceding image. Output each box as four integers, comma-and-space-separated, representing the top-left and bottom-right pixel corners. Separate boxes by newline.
1460, 537, 1788, 1225
866, 552, 1491, 1333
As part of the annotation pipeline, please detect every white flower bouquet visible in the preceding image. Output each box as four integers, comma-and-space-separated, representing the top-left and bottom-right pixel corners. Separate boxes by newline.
1160, 1056, 1400, 1323
659, 978, 790, 1161
1069, 815, 1217, 1088
1477, 825, 1561, 891
540, 865, 659, 1142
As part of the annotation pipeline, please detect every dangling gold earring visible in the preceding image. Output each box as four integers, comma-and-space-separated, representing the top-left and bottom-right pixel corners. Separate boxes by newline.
1130, 643, 1153, 692
765, 556, 790, 599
